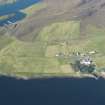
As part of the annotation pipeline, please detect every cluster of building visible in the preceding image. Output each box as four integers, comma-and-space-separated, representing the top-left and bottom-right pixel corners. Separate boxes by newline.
72, 51, 96, 73
55, 51, 97, 73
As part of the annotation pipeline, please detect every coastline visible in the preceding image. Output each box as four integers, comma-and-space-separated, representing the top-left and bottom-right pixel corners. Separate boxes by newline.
0, 71, 104, 80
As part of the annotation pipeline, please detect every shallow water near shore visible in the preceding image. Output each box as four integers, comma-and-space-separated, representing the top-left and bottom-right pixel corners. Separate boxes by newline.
0, 0, 41, 25
0, 76, 105, 105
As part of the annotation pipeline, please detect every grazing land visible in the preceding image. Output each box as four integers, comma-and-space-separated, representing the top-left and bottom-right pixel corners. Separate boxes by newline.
0, 0, 105, 79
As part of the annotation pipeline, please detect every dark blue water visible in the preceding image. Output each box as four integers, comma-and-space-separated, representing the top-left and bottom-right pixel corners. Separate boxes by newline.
0, 76, 105, 105
0, 0, 41, 25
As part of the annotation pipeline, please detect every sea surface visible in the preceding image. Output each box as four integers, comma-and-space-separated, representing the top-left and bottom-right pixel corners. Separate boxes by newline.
0, 76, 105, 105
0, 0, 41, 25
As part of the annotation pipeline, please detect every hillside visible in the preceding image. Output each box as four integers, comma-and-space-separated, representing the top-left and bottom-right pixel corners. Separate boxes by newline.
0, 0, 105, 79
0, 21, 104, 79
10, 0, 105, 41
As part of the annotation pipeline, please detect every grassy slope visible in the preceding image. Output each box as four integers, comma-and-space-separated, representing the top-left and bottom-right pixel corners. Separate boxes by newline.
21, 2, 46, 17
38, 21, 105, 68
0, 21, 105, 78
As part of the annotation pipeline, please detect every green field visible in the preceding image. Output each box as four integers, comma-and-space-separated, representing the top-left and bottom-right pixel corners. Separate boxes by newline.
0, 21, 105, 78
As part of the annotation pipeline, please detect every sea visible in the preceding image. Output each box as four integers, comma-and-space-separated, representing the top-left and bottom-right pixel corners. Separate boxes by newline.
0, 76, 105, 105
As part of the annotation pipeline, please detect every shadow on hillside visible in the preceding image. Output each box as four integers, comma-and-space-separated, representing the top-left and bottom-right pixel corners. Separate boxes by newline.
0, 76, 105, 105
